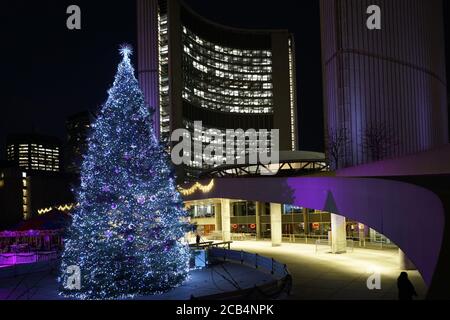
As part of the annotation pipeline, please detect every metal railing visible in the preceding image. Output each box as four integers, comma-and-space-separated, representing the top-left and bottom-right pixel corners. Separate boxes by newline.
231, 233, 257, 241
315, 239, 354, 253
282, 234, 398, 250
0, 251, 59, 266
191, 248, 292, 300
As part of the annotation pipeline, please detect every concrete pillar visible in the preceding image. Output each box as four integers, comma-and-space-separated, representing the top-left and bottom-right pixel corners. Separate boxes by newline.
399, 249, 416, 270
331, 213, 347, 253
270, 203, 282, 247
369, 228, 377, 242
358, 223, 366, 247
215, 202, 222, 232
221, 199, 231, 241
255, 202, 262, 240
364, 225, 370, 238
302, 207, 309, 235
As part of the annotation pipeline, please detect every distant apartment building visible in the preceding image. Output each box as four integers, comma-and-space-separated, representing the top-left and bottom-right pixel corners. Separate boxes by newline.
65, 111, 94, 174
0, 162, 74, 230
0, 163, 24, 229
6, 134, 62, 173
1, 134, 74, 229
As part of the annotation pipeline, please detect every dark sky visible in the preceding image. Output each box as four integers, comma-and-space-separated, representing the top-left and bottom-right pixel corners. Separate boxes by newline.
1, 1, 449, 159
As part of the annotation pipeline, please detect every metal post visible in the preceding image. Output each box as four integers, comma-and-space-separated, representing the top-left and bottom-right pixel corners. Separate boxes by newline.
271, 258, 275, 275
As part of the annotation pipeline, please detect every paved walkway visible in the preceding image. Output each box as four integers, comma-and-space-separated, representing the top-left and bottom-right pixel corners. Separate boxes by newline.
0, 262, 274, 300
0, 242, 427, 300
230, 241, 427, 300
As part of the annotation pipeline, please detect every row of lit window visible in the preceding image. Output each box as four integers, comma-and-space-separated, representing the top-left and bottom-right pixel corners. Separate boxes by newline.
30, 152, 59, 157
159, 14, 171, 142
183, 76, 273, 113
184, 61, 273, 89
193, 86, 272, 98
184, 47, 272, 74
189, 59, 271, 82
183, 35, 272, 67
31, 164, 59, 169
185, 121, 274, 168
288, 39, 296, 151
31, 148, 59, 154
183, 41, 272, 74
182, 92, 272, 114
31, 155, 59, 160
190, 88, 272, 105
183, 26, 272, 58
22, 173, 29, 219
13, 144, 59, 152
182, 30, 274, 114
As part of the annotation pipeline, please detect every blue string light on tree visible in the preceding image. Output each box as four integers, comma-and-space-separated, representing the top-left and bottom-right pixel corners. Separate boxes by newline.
58, 44, 190, 300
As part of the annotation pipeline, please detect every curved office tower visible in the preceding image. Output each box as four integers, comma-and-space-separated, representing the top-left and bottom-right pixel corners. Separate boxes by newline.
137, 0, 298, 174
320, 0, 448, 168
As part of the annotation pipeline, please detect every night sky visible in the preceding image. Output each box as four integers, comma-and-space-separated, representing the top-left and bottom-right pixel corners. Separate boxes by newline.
2, 1, 450, 159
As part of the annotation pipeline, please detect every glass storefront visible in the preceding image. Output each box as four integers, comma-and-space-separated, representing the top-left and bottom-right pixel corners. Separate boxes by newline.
232, 201, 256, 217
231, 224, 257, 234
187, 204, 216, 218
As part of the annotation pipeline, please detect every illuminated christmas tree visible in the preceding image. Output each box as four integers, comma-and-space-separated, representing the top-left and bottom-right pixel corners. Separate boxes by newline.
59, 45, 190, 299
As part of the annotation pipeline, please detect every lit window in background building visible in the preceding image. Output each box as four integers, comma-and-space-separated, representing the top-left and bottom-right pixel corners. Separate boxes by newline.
159, 13, 170, 144
288, 39, 296, 151
22, 172, 30, 220
7, 141, 61, 173
182, 27, 274, 115
183, 120, 273, 169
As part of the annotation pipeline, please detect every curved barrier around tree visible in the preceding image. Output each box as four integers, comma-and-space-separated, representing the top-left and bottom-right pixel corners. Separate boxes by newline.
191, 248, 292, 300
0, 251, 59, 266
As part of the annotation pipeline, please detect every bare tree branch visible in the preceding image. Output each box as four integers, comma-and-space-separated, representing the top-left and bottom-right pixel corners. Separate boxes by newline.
326, 127, 350, 170
361, 123, 397, 162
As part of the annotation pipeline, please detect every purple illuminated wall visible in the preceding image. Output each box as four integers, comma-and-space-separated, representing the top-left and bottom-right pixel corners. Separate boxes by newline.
183, 176, 447, 298
320, 0, 448, 167
137, 0, 161, 140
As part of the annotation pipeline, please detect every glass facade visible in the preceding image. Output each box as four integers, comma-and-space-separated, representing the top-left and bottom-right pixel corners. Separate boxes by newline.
138, 0, 298, 176
232, 201, 256, 217
188, 204, 216, 218
178, 27, 278, 170
288, 38, 296, 151
7, 142, 60, 173
158, 13, 170, 144
182, 27, 274, 115
183, 120, 272, 169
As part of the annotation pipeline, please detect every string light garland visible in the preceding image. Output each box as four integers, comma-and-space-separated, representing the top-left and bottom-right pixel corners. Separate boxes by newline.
59, 45, 190, 300
38, 203, 79, 215
178, 180, 215, 196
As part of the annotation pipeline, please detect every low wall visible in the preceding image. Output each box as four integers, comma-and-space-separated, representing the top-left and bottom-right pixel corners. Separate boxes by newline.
191, 248, 292, 300
0, 253, 60, 279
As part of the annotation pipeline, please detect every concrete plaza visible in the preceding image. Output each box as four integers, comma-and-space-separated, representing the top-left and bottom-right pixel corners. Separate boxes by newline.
230, 241, 427, 300
0, 241, 427, 300
0, 262, 275, 300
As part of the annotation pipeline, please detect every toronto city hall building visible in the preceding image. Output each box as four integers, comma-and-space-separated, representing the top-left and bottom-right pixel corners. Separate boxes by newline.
136, 0, 363, 242
137, 0, 298, 177
136, 0, 449, 287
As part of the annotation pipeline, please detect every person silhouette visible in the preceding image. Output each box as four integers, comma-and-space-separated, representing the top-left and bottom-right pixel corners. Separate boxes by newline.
397, 272, 418, 300
196, 233, 201, 247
